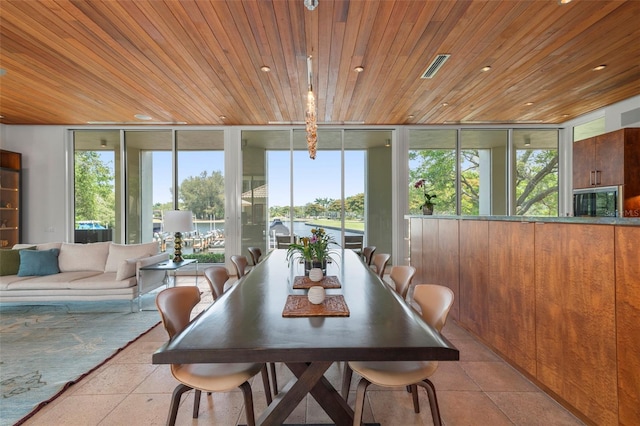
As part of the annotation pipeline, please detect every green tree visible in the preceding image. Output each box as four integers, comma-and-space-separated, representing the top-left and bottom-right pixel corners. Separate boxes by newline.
179, 170, 224, 219
327, 199, 341, 218
293, 206, 306, 218
345, 193, 364, 218
313, 197, 331, 217
515, 150, 558, 215
269, 206, 290, 218
409, 148, 557, 216
74, 151, 114, 227
409, 150, 457, 214
460, 149, 480, 215
305, 202, 324, 217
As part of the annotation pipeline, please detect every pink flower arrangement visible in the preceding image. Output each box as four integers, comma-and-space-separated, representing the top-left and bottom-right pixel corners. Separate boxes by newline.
414, 179, 437, 208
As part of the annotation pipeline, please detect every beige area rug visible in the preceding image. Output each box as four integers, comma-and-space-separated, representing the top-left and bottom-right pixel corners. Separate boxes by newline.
0, 297, 160, 426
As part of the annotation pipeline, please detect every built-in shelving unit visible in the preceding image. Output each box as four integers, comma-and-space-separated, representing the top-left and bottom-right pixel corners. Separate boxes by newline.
0, 150, 22, 247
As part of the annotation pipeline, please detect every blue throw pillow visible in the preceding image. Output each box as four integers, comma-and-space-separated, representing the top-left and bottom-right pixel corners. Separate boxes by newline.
17, 249, 61, 276
0, 247, 36, 276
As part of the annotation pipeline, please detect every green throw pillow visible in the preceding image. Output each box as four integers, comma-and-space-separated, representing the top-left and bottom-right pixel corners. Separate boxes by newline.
0, 247, 35, 276
17, 249, 61, 277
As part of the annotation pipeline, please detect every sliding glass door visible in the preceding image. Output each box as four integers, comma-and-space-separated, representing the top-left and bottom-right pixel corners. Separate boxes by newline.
72, 130, 119, 243
241, 129, 389, 259
292, 129, 344, 249
74, 129, 225, 265
175, 130, 225, 262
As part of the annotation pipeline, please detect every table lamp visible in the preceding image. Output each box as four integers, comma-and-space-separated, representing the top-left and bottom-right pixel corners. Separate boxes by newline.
164, 210, 193, 262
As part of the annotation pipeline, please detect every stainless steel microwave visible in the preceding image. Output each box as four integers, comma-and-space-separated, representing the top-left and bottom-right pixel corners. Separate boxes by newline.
573, 186, 621, 217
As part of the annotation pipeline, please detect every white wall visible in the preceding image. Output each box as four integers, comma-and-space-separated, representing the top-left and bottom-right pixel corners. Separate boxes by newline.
2, 125, 68, 243
604, 95, 640, 131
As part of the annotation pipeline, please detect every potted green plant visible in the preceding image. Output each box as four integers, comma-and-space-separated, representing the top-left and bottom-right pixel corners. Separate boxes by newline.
286, 227, 340, 275
414, 178, 437, 215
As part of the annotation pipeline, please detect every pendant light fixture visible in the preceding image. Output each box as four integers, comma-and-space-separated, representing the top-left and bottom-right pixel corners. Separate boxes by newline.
306, 55, 317, 159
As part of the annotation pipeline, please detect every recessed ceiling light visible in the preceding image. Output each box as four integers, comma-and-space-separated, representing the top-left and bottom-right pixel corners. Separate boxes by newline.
407, 114, 415, 119
593, 65, 606, 71
260, 65, 271, 72
353, 66, 364, 73
134, 114, 153, 120
219, 115, 227, 120
442, 102, 449, 107
481, 66, 491, 72
558, 0, 573, 4
525, 102, 534, 106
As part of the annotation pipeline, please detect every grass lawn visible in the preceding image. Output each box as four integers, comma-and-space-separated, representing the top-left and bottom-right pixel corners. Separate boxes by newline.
305, 218, 364, 232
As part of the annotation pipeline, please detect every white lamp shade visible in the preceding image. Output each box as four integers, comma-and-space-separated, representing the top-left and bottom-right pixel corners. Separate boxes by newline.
163, 210, 193, 233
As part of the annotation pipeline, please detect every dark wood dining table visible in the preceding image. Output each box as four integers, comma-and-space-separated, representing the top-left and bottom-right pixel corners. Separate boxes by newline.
152, 249, 459, 426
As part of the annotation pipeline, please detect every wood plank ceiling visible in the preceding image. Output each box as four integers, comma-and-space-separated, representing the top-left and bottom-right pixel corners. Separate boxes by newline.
0, 0, 639, 126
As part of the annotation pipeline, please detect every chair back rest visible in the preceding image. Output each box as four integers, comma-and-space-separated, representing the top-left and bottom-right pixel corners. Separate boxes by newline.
156, 286, 201, 338
344, 235, 363, 252
276, 235, 293, 249
413, 284, 455, 332
372, 253, 391, 279
363, 246, 376, 266
230, 255, 249, 277
203, 265, 229, 301
247, 247, 262, 265
389, 265, 416, 299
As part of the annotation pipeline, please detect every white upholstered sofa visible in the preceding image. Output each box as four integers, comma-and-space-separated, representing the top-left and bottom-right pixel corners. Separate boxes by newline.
0, 241, 169, 310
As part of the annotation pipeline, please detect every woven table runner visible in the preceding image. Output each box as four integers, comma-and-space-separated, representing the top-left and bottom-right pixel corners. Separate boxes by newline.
292, 275, 341, 289
282, 295, 350, 317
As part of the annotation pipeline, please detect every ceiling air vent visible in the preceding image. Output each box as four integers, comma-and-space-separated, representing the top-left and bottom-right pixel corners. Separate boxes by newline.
421, 54, 451, 79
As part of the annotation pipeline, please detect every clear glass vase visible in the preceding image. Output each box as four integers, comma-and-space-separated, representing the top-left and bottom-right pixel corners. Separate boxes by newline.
304, 259, 327, 276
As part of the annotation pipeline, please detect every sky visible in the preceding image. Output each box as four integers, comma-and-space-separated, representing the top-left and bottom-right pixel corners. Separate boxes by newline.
150, 150, 365, 207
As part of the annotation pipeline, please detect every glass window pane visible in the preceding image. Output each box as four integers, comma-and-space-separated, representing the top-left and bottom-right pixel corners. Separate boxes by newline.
124, 130, 172, 244
348, 130, 391, 255
242, 130, 290, 254
574, 117, 605, 142
176, 130, 225, 264
460, 130, 508, 215
409, 130, 457, 215
292, 129, 343, 245
512, 130, 558, 216
73, 130, 118, 243
344, 147, 365, 246
241, 129, 377, 258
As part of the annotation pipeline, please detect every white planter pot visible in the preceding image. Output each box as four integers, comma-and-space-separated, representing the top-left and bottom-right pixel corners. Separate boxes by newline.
308, 268, 324, 282
308, 286, 326, 304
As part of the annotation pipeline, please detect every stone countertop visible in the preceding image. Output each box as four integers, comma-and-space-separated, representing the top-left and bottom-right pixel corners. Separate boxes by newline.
404, 214, 640, 226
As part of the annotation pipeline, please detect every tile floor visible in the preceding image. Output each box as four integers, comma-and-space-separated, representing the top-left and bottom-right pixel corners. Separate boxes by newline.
24, 276, 585, 426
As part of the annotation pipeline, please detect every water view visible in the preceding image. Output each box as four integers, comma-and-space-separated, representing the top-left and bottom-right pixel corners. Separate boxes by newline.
158, 219, 362, 256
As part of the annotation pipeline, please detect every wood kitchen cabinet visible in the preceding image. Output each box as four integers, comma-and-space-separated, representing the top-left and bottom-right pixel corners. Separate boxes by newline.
436, 219, 459, 320
573, 131, 624, 188
410, 218, 460, 320
535, 223, 617, 425
615, 226, 640, 426
458, 220, 489, 336
487, 221, 536, 376
0, 150, 21, 248
408, 216, 639, 425
573, 128, 640, 216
